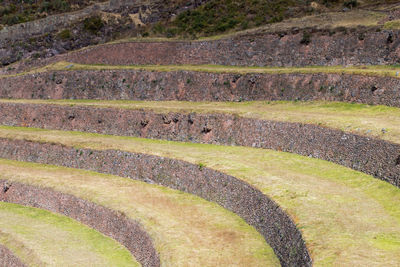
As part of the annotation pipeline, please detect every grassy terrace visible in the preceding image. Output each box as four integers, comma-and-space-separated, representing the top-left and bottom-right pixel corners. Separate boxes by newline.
0, 158, 278, 267
0, 126, 399, 266
0, 202, 138, 266
3, 61, 400, 78
2, 99, 400, 143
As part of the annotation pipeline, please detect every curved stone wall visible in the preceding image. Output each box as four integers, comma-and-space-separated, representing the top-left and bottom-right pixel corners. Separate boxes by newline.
1, 70, 399, 106
1, 102, 399, 187
0, 138, 312, 267
63, 29, 400, 66
0, 180, 159, 267
0, 245, 25, 267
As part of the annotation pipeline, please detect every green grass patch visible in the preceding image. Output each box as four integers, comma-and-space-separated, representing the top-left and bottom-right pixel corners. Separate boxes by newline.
0, 202, 138, 266
0, 126, 399, 266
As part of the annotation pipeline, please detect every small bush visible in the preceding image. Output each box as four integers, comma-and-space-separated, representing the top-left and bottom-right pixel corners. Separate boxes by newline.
343, 0, 358, 8
198, 162, 205, 170
300, 31, 311, 45
32, 52, 40, 59
57, 29, 71, 40
166, 28, 178, 38
152, 22, 165, 34
40, 0, 69, 13
83, 16, 104, 34
322, 0, 339, 7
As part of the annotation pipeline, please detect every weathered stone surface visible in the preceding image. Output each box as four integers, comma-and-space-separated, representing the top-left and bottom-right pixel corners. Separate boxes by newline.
1, 70, 400, 107
0, 245, 25, 267
62, 29, 400, 66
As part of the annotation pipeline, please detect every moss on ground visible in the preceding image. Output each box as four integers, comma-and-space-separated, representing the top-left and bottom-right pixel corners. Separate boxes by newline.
2, 99, 400, 144
0, 157, 278, 267
0, 127, 399, 266
0, 202, 138, 266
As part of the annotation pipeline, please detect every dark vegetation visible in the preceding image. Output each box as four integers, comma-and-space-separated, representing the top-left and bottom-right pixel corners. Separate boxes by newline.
151, 0, 311, 38
0, 0, 105, 26
149, 0, 399, 38
83, 16, 104, 34
57, 29, 72, 40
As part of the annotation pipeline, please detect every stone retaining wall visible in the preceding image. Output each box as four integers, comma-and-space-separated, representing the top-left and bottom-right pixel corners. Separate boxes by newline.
0, 138, 311, 267
1, 70, 400, 106
0, 180, 159, 267
0, 245, 25, 267
0, 102, 398, 187
64, 29, 400, 66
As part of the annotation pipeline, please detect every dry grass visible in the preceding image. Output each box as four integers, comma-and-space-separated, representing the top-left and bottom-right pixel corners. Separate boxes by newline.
2, 99, 400, 144
0, 202, 138, 266
0, 127, 399, 266
0, 230, 43, 266
384, 19, 400, 29
0, 158, 278, 267
2, 61, 400, 79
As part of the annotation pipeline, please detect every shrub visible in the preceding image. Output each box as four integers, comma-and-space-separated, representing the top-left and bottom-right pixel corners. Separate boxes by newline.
152, 22, 165, 34
198, 162, 205, 170
57, 29, 71, 40
3, 14, 27, 25
322, 0, 339, 7
163, 0, 298, 37
300, 31, 311, 45
166, 28, 178, 38
83, 16, 104, 34
40, 0, 70, 12
343, 0, 358, 8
